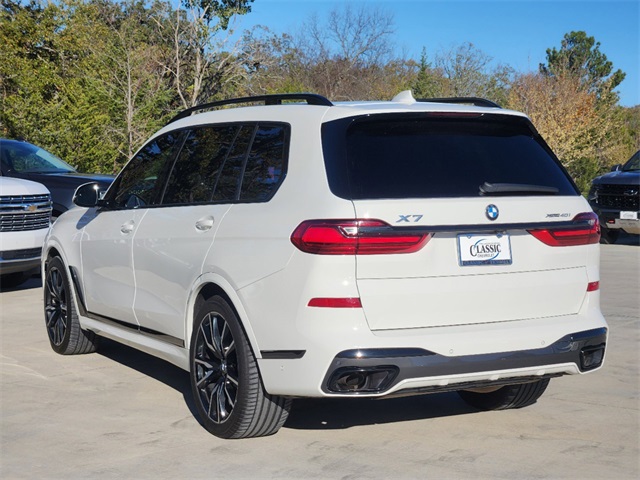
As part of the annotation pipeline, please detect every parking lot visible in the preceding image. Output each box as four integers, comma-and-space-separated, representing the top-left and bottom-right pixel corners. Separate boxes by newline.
1, 241, 638, 479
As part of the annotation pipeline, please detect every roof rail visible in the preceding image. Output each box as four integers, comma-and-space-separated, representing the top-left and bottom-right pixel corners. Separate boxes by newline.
418, 97, 502, 108
167, 93, 333, 125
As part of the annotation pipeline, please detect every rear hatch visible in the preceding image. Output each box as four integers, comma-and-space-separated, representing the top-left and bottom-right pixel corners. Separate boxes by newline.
321, 112, 599, 330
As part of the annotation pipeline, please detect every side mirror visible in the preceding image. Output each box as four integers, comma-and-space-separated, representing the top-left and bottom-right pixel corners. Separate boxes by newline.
73, 182, 101, 208
611, 164, 622, 172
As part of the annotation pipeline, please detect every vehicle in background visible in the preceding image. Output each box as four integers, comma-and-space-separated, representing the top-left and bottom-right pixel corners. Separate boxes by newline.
0, 177, 52, 289
588, 151, 640, 244
0, 138, 114, 219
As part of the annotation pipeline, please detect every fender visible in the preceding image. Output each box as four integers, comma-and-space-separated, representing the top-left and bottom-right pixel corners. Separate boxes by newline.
185, 272, 263, 359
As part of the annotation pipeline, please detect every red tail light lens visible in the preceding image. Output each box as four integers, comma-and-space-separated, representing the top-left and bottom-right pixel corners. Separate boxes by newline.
528, 212, 600, 246
308, 298, 363, 308
587, 281, 600, 292
291, 219, 430, 255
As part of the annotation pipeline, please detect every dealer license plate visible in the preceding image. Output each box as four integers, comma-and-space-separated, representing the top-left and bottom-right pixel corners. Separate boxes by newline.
458, 233, 512, 266
620, 211, 638, 220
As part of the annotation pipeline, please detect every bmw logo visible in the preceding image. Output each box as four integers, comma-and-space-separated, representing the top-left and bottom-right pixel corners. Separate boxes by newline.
485, 204, 499, 221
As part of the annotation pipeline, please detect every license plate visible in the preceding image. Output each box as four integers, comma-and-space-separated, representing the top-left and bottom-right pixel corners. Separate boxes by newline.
458, 234, 512, 266
620, 211, 638, 220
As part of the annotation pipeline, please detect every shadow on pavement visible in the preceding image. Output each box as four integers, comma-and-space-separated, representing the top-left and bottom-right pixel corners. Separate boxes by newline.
284, 393, 475, 431
96, 337, 476, 432
96, 338, 199, 421
610, 231, 639, 246
0, 274, 42, 292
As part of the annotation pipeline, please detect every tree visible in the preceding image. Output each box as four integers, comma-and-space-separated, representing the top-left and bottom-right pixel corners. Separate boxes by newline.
89, 0, 174, 166
240, 26, 307, 95
411, 48, 444, 98
248, 5, 400, 100
0, 0, 117, 173
507, 72, 624, 193
615, 105, 640, 161
161, 0, 254, 107
539, 31, 625, 102
434, 42, 512, 105
1, 0, 256, 172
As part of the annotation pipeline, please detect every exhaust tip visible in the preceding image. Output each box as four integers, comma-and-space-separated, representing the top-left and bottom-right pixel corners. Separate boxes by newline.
580, 344, 605, 371
327, 366, 398, 394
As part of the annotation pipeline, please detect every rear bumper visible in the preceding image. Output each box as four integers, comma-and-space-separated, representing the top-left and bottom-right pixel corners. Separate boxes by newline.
322, 327, 607, 395
590, 205, 640, 234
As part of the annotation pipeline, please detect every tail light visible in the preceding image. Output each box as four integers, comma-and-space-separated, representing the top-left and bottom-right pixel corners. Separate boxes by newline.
291, 219, 430, 255
528, 212, 600, 246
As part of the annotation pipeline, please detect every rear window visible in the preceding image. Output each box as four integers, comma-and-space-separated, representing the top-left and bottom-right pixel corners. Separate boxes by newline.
322, 114, 578, 199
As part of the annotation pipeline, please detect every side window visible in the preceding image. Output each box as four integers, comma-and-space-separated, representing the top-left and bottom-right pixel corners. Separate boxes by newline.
162, 125, 239, 205
108, 132, 182, 209
211, 125, 254, 202
239, 124, 287, 202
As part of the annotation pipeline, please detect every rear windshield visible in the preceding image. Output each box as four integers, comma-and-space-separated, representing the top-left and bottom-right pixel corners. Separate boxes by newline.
322, 113, 578, 199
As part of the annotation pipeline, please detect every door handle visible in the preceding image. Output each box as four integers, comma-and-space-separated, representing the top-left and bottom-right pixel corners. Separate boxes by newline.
195, 216, 215, 232
120, 220, 135, 235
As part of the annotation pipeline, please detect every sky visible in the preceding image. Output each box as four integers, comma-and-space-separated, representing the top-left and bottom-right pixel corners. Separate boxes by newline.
231, 0, 640, 106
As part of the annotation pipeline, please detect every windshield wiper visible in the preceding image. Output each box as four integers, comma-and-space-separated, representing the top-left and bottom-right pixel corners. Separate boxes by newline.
480, 182, 559, 196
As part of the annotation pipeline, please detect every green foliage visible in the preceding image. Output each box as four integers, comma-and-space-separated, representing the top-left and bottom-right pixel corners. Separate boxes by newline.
540, 30, 626, 103
181, 0, 253, 27
0, 2, 634, 185
1, 0, 253, 172
1, 0, 116, 172
411, 48, 443, 98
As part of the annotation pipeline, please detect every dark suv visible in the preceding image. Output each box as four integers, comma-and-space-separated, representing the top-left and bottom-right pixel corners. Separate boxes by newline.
588, 151, 640, 243
0, 138, 114, 219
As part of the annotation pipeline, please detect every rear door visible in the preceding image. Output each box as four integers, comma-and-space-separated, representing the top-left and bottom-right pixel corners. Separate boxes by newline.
133, 122, 290, 341
131, 124, 249, 341
322, 113, 597, 331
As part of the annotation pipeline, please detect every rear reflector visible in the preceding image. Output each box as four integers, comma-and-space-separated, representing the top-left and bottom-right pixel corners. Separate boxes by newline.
587, 281, 600, 292
528, 212, 600, 246
308, 298, 363, 308
291, 219, 430, 255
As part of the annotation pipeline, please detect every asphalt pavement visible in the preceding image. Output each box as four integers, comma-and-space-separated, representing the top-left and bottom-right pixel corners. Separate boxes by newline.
1, 242, 638, 479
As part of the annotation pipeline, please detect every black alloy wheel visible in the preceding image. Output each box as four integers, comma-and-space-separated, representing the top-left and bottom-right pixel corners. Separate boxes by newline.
190, 296, 291, 439
45, 264, 68, 347
43, 256, 97, 355
193, 311, 239, 424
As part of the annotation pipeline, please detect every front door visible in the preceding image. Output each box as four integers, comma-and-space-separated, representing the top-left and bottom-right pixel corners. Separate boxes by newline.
80, 131, 183, 326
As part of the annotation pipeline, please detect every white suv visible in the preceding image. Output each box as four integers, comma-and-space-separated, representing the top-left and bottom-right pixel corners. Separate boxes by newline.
43, 92, 608, 438
1, 177, 51, 288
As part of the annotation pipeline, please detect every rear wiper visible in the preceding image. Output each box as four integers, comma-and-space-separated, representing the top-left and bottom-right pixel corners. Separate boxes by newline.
479, 182, 559, 196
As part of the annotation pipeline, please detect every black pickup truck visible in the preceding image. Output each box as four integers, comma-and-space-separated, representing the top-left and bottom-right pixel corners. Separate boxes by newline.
588, 151, 640, 244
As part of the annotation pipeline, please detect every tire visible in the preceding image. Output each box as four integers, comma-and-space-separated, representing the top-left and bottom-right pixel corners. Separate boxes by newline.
190, 296, 291, 439
44, 256, 98, 355
600, 225, 619, 244
457, 378, 550, 411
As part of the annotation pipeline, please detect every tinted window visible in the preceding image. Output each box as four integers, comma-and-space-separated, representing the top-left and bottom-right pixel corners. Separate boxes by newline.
109, 132, 181, 209
1, 141, 74, 173
162, 125, 239, 205
240, 124, 287, 202
323, 114, 577, 199
622, 151, 639, 172
211, 125, 254, 202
